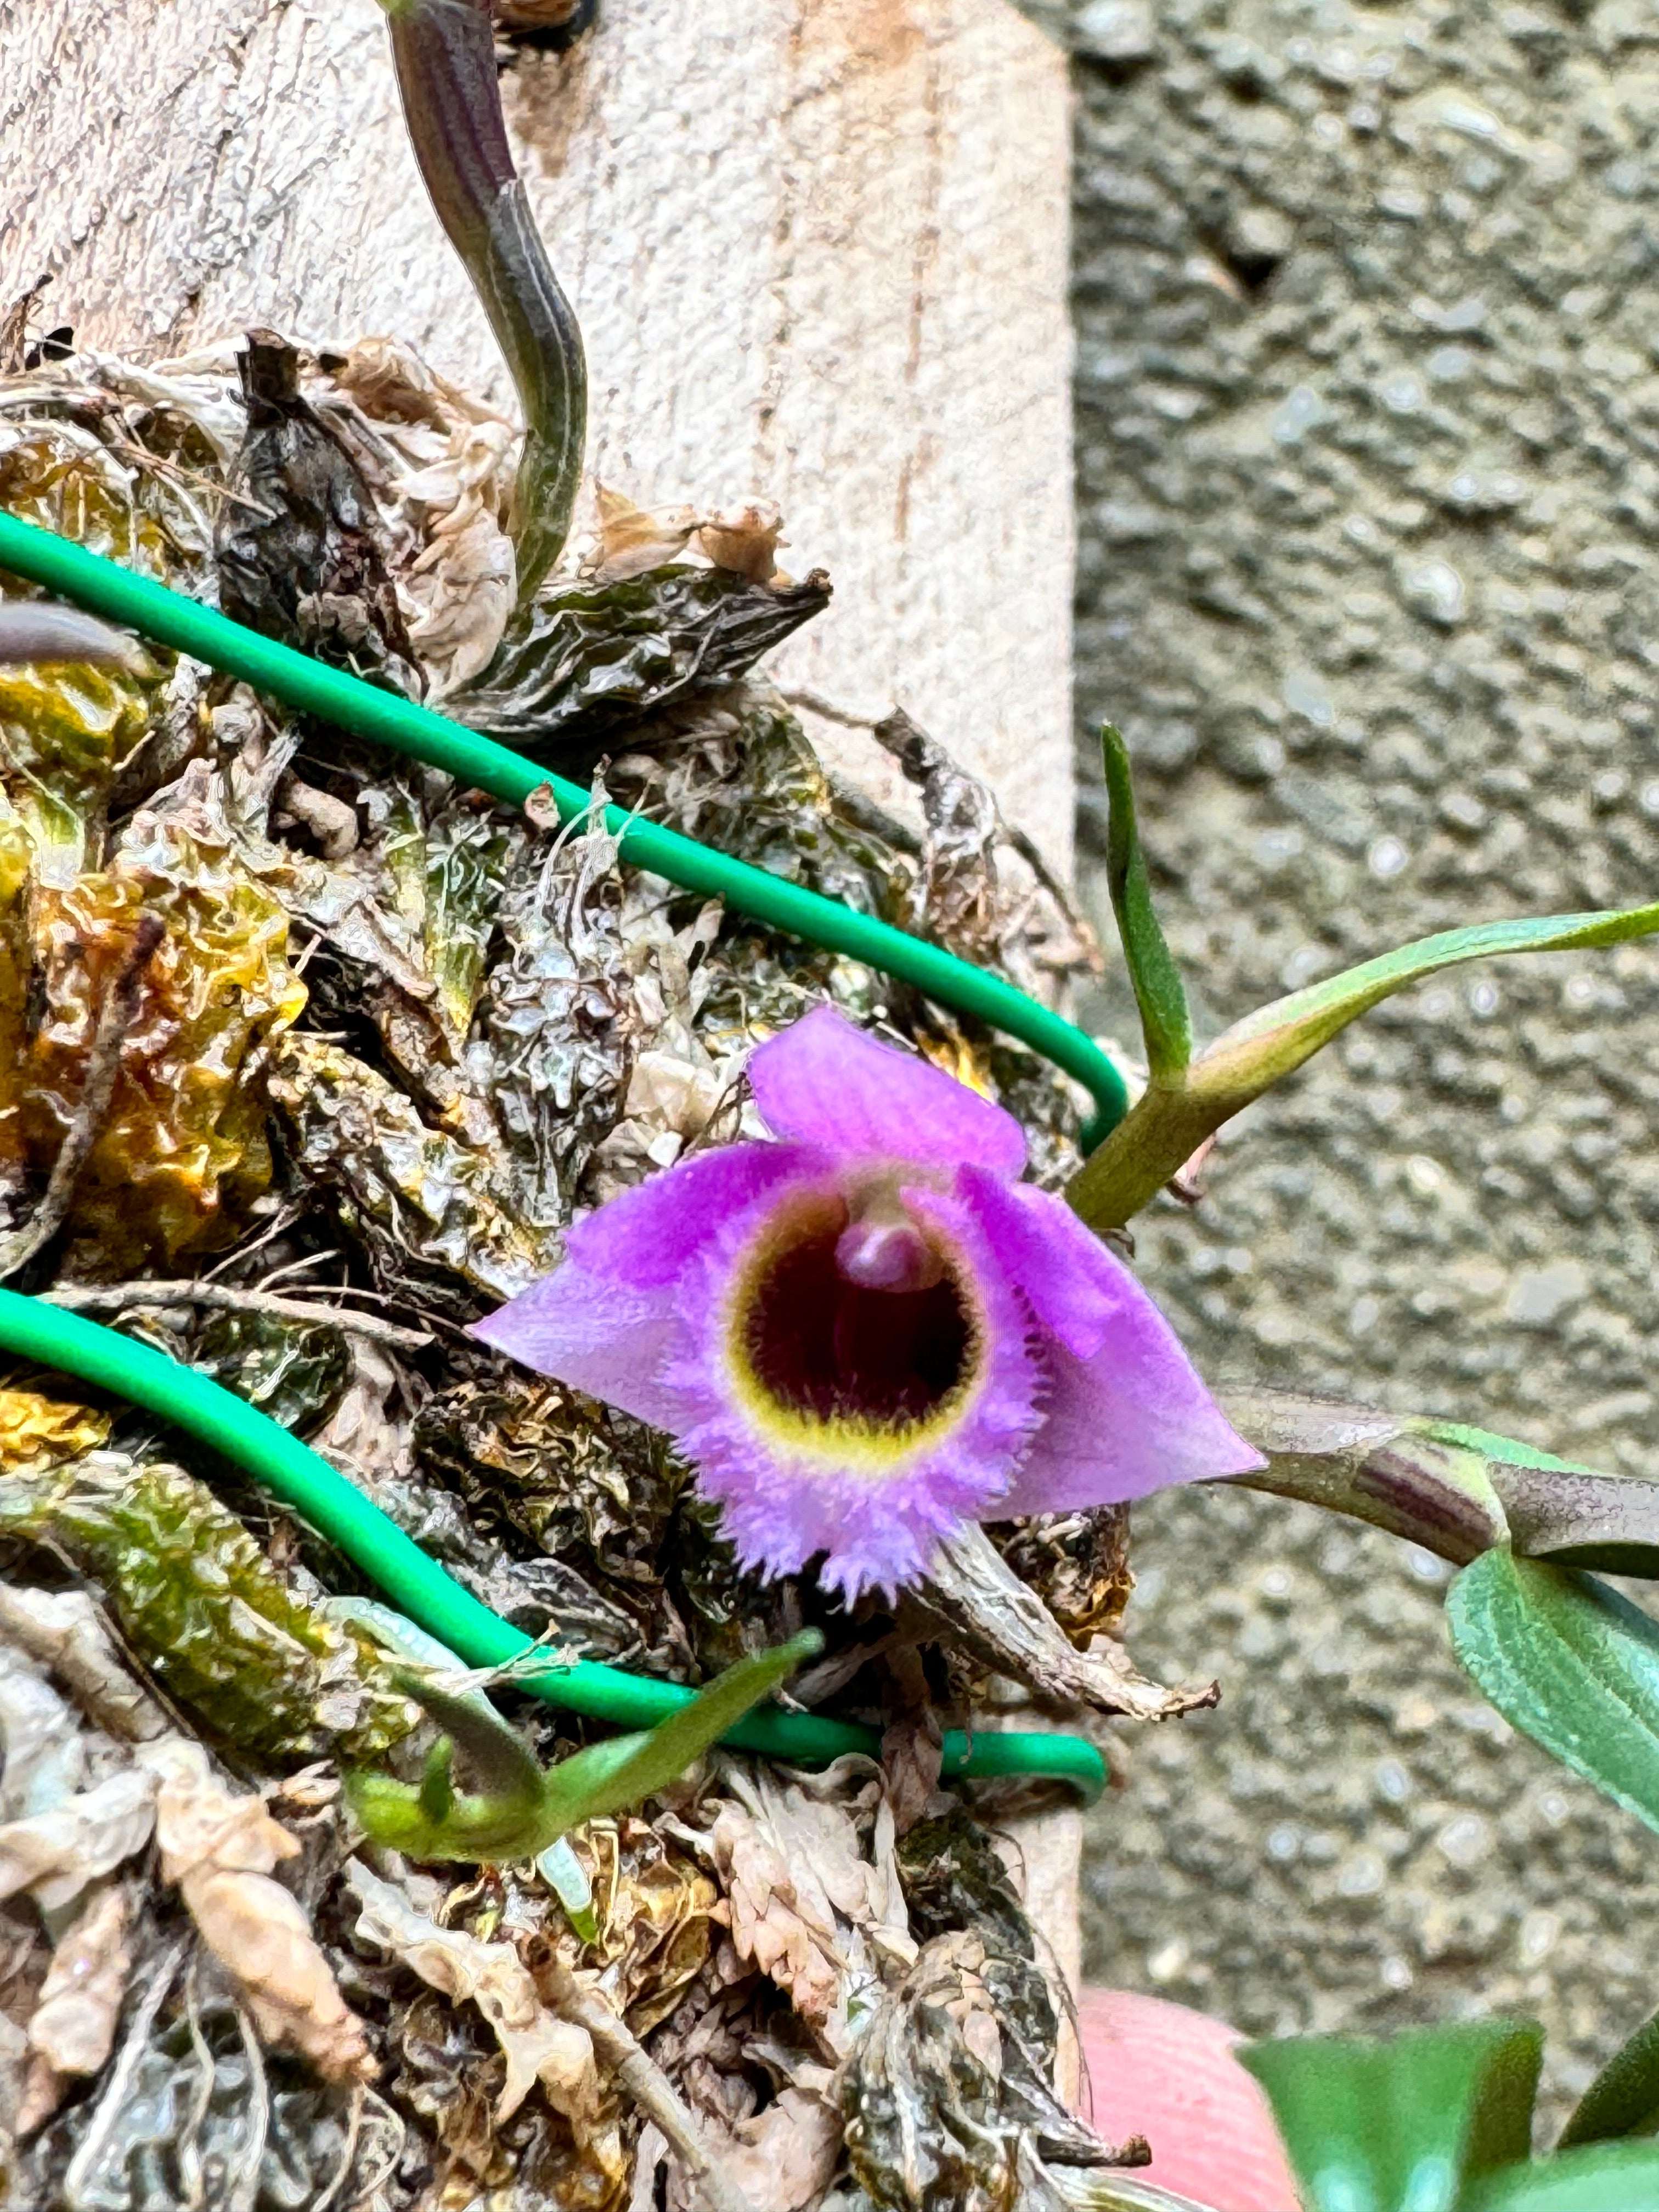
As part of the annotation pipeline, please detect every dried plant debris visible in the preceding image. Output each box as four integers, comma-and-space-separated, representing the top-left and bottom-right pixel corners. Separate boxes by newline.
217, 332, 419, 691
0, 334, 1137, 2209
0, 1412, 417, 1762
452, 565, 833, 759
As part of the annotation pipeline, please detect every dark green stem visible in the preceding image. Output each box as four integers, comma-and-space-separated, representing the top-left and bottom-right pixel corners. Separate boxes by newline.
383, 0, 586, 602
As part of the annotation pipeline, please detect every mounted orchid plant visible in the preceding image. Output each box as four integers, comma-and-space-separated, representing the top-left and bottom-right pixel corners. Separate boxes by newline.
335, 12, 1659, 2191
359, 710, 1659, 1911
455, 724, 1659, 1837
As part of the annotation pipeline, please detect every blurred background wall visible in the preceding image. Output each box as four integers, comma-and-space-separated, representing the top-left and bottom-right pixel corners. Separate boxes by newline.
1051, 0, 1659, 2124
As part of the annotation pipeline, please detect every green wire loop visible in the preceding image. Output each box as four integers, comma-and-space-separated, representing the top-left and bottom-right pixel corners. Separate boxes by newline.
0, 1289, 1105, 1801
0, 510, 1116, 1803
0, 513, 1128, 1145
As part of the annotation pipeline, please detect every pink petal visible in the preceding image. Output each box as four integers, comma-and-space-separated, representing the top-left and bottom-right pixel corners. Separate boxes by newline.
471, 1143, 825, 1422
957, 1169, 1139, 1360
1075, 1990, 1298, 2212
748, 1005, 1026, 1181
565, 1141, 823, 1287
469, 1261, 689, 1430
997, 1283, 1262, 1517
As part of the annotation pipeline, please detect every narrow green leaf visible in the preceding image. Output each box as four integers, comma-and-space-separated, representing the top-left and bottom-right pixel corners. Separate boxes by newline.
1558, 2010, 1659, 2149
1238, 2021, 1542, 2212
1069, 897, 1659, 1229
1447, 1550, 1659, 1833
396, 1671, 547, 1806
345, 1629, 823, 1863
1462, 2143, 1659, 2210
1101, 724, 1191, 1085
345, 1758, 549, 1861
535, 1629, 824, 1835
1208, 902, 1659, 1085
418, 1739, 458, 1826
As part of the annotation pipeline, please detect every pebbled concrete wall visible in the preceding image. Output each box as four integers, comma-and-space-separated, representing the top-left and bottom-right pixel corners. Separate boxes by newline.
1062, 0, 1659, 2126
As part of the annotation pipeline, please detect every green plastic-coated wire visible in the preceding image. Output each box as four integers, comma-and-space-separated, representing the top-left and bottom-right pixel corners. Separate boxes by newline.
0, 510, 1113, 1803
0, 512, 1129, 1144
0, 1290, 1105, 1801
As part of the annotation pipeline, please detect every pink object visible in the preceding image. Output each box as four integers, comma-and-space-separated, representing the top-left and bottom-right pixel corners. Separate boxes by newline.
1075, 1988, 1301, 2212
473, 1006, 1260, 1599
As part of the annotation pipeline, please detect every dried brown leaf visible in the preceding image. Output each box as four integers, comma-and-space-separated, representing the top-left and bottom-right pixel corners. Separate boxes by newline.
707, 1766, 914, 2058
403, 420, 518, 688
909, 1526, 1217, 1722
0, 1393, 111, 1479
718, 2086, 842, 2212
873, 707, 1003, 970
593, 486, 700, 583
0, 1770, 154, 1912
268, 1032, 547, 1303
329, 335, 508, 435
17, 1883, 130, 2131
139, 1737, 374, 2082
347, 1858, 600, 2123
692, 501, 787, 585
0, 1584, 169, 1743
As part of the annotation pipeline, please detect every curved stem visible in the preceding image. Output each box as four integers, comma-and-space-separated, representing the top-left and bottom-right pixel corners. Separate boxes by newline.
383, 0, 586, 602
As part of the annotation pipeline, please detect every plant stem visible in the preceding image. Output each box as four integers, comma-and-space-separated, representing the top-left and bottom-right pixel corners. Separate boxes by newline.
535, 1955, 758, 2212
42, 1280, 433, 1352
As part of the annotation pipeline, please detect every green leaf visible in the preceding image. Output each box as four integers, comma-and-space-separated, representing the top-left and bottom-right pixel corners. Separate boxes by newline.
1447, 1550, 1659, 1833
395, 1671, 546, 1807
1101, 724, 1191, 1085
1558, 2011, 1659, 2149
345, 1629, 823, 1864
1207, 903, 1659, 1081
535, 1629, 824, 1834
1462, 2144, 1659, 2210
537, 1833, 601, 1943
1069, 897, 1659, 1229
1238, 2021, 1542, 2212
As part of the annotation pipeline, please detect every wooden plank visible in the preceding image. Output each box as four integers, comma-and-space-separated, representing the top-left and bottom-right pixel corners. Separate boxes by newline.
1, 0, 1075, 862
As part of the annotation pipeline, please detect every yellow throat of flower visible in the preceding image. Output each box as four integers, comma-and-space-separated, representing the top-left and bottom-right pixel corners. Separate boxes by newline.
722, 1187, 985, 1475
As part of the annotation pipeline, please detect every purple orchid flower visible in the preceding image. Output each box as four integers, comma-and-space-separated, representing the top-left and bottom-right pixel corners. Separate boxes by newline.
472, 1007, 1262, 1598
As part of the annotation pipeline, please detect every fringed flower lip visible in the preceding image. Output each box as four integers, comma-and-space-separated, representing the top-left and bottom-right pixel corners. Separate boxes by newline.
471, 1006, 1262, 1599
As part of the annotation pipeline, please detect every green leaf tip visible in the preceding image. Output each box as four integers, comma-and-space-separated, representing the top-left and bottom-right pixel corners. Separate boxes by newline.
1448, 1550, 1659, 1838
1070, 894, 1659, 1232
1238, 2018, 1542, 2212
1100, 724, 1191, 1087
345, 1627, 823, 1865
1559, 2007, 1659, 2151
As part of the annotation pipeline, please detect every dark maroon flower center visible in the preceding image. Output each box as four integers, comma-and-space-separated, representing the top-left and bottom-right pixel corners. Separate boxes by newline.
744, 1212, 974, 1429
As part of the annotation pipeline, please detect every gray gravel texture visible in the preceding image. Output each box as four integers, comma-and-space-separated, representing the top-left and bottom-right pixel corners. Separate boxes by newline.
1057, 0, 1659, 2126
